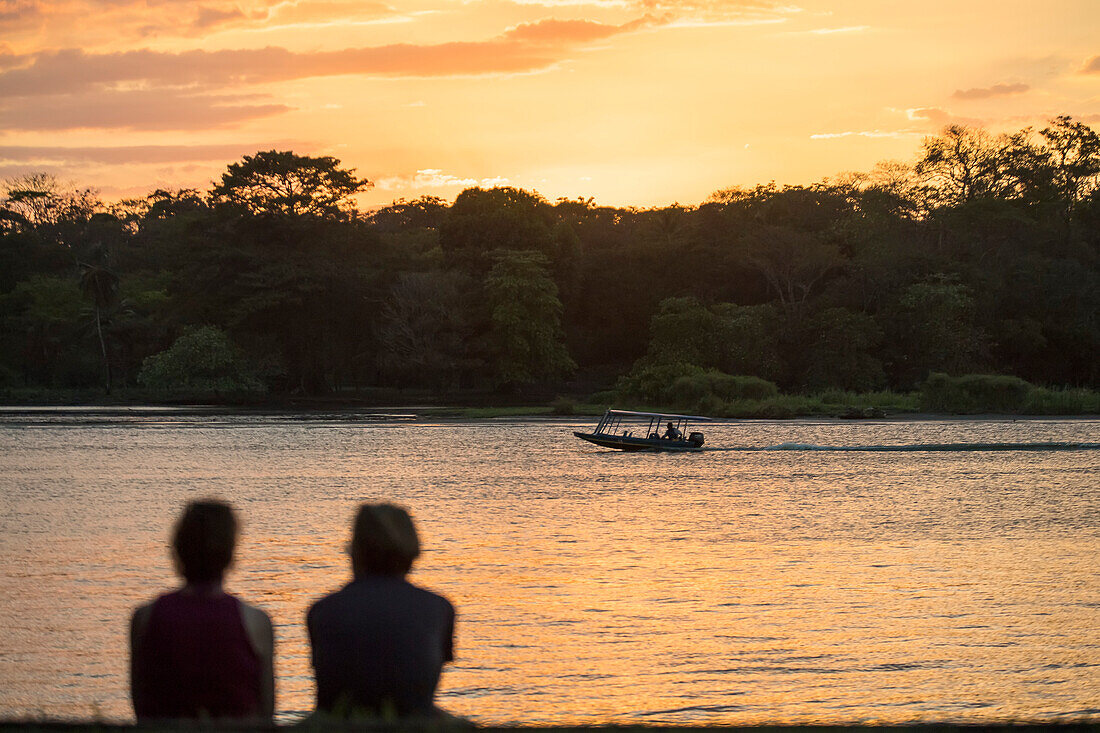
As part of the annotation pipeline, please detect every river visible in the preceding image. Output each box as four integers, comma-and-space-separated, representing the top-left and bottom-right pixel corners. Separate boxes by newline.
0, 410, 1097, 724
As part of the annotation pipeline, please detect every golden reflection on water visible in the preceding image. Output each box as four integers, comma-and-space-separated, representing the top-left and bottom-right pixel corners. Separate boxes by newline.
0, 416, 1097, 724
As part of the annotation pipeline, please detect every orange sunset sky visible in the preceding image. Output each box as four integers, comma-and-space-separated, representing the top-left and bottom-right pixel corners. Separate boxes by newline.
2, 0, 1098, 207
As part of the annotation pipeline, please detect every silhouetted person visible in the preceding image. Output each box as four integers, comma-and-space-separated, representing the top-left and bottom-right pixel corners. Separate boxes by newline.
308, 503, 455, 719
663, 421, 681, 440
130, 500, 274, 722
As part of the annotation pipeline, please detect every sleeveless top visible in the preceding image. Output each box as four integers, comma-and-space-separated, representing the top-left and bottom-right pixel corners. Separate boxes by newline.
134, 589, 262, 720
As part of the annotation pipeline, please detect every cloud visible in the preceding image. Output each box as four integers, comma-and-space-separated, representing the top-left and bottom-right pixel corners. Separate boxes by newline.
376, 169, 512, 190
810, 130, 917, 139
0, 143, 293, 164
508, 0, 631, 6
0, 89, 289, 130
190, 5, 248, 31
503, 16, 651, 42
638, 0, 786, 11
907, 107, 983, 127
0, 49, 27, 70
0, 0, 402, 43
0, 17, 650, 98
805, 25, 868, 35
0, 0, 42, 28
260, 0, 398, 28
951, 82, 1029, 100
1082, 55, 1100, 74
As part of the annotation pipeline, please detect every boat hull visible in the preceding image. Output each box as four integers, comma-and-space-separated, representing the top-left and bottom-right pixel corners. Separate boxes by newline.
573, 431, 704, 452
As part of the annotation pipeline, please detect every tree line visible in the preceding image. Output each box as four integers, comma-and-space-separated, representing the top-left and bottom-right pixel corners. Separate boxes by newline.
1, 117, 1098, 402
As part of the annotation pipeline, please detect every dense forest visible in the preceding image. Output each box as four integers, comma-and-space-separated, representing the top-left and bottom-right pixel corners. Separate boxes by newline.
1, 117, 1098, 410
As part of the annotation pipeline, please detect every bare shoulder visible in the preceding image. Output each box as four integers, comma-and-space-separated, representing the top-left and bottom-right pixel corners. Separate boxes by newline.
238, 600, 274, 657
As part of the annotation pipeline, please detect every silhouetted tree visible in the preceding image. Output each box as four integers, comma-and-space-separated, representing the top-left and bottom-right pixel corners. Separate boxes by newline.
916, 125, 1013, 206
212, 151, 371, 219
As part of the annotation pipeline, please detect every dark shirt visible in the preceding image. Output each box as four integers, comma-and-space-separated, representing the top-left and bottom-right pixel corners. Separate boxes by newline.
308, 574, 455, 716
132, 590, 262, 720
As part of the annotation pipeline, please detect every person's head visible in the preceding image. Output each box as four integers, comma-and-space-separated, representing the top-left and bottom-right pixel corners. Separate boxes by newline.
350, 503, 420, 577
171, 499, 238, 585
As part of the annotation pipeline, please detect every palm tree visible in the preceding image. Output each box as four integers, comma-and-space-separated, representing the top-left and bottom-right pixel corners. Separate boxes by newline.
79, 262, 120, 393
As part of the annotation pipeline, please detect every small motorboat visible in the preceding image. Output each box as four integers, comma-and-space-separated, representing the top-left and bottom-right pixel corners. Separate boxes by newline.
574, 409, 711, 452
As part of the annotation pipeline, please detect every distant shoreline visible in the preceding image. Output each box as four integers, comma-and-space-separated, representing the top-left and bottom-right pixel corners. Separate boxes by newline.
0, 403, 1097, 422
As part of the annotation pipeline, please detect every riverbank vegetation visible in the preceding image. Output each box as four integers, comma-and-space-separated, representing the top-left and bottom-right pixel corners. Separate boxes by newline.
2, 118, 1098, 413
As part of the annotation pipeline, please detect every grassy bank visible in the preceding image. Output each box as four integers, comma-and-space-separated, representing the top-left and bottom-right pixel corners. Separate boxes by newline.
608, 371, 1100, 419
2, 386, 1097, 420
606, 391, 919, 420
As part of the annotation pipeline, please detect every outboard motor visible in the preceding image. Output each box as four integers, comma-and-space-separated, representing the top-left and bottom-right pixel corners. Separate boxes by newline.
688, 431, 705, 447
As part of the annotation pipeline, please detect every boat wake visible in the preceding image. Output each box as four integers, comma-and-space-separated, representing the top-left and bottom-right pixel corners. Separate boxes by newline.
711, 441, 1100, 452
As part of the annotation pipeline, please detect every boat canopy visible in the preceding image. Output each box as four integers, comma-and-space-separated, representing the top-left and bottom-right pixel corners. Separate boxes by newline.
603, 409, 712, 421
592, 409, 711, 438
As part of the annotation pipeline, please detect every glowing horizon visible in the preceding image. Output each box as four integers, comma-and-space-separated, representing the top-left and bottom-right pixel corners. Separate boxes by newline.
2, 0, 1098, 207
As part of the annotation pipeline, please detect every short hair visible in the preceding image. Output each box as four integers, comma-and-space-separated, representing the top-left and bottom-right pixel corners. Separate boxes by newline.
172, 500, 238, 584
350, 503, 420, 577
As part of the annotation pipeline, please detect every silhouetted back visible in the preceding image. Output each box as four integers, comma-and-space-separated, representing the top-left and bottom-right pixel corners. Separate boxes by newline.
133, 589, 262, 719
308, 574, 454, 716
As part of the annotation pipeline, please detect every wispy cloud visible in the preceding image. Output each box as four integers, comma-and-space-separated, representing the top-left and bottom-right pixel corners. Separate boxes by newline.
810, 129, 917, 140
805, 25, 868, 35
951, 82, 1029, 100
0, 89, 289, 131
0, 0, 383, 40
1082, 55, 1100, 74
190, 5, 249, 32
376, 169, 512, 190
907, 107, 984, 127
0, 143, 295, 164
0, 17, 652, 99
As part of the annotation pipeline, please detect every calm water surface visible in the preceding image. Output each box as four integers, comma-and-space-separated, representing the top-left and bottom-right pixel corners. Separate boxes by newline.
0, 411, 1098, 724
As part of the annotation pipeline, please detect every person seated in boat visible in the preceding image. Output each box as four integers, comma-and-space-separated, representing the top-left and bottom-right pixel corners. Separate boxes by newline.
663, 421, 682, 440
307, 503, 456, 720
130, 500, 274, 722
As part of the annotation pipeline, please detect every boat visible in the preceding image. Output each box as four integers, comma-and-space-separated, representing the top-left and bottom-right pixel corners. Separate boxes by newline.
574, 409, 711, 452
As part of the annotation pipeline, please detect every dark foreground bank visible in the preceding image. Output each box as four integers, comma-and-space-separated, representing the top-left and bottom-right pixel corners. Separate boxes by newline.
3, 723, 1100, 733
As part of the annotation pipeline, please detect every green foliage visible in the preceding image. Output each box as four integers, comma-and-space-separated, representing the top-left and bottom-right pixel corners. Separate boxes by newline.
646, 297, 785, 382
377, 270, 479, 389
802, 307, 885, 391
484, 250, 575, 387
440, 187, 555, 270
6, 275, 83, 324
887, 277, 987, 387
615, 361, 702, 405
617, 360, 779, 414
138, 326, 265, 394
647, 297, 720, 366
814, 389, 919, 411
551, 396, 576, 415
920, 372, 1034, 413
1023, 387, 1100, 415
668, 372, 778, 406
